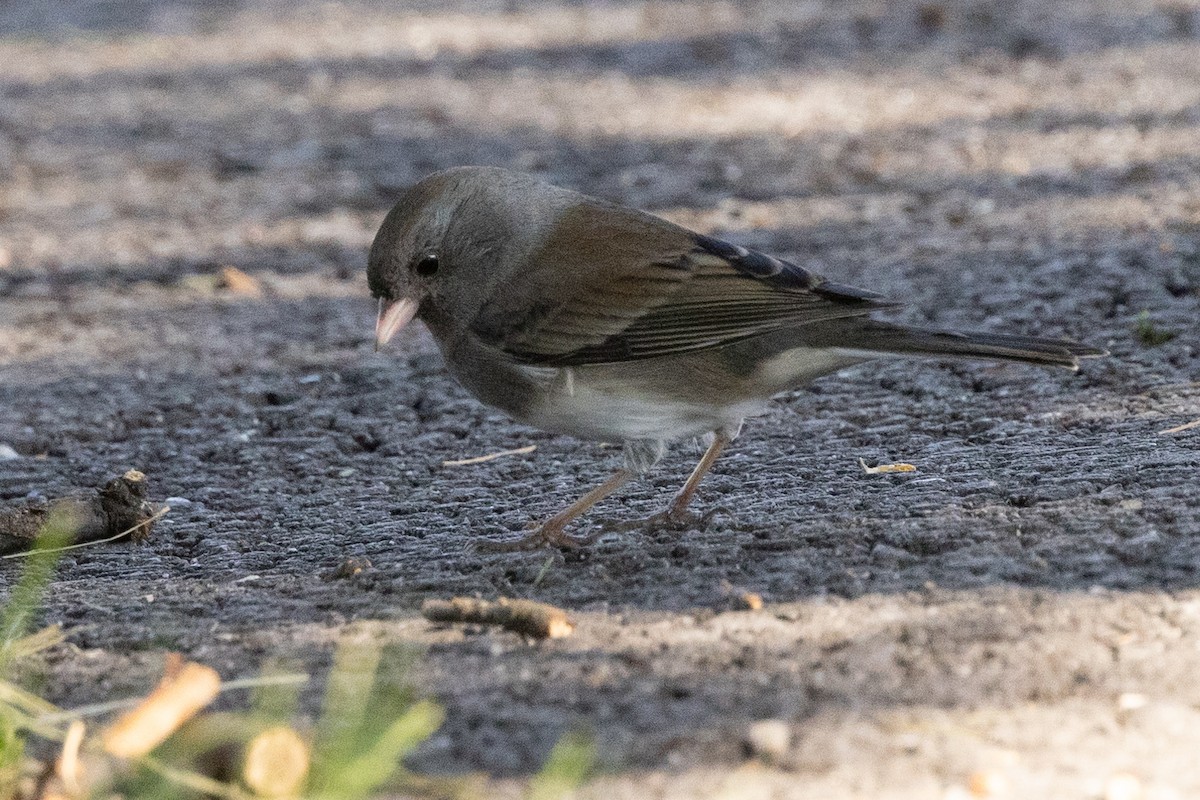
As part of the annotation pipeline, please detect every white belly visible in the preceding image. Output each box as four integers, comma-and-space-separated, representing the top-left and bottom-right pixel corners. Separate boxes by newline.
520, 365, 767, 442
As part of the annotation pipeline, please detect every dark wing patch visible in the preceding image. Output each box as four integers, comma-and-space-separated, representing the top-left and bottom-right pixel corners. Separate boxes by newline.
693, 234, 887, 303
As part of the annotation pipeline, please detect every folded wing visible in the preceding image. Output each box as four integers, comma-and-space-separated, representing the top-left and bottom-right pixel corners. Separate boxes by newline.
470, 200, 892, 367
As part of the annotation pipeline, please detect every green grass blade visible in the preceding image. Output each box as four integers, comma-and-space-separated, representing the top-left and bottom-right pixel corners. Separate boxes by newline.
527, 731, 596, 800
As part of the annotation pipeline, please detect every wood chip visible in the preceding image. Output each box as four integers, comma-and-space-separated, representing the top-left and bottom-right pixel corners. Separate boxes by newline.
421, 597, 574, 639
218, 265, 263, 297
442, 444, 536, 467
101, 660, 221, 758
859, 458, 917, 474
736, 591, 764, 611
1160, 417, 1200, 434
967, 769, 1008, 797
243, 726, 310, 798
720, 580, 764, 611
322, 556, 371, 581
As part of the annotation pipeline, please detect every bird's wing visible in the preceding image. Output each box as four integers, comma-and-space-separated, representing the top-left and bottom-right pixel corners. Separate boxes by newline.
470, 200, 894, 367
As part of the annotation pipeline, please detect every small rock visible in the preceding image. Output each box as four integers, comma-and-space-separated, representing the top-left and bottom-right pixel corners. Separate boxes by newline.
1117, 692, 1148, 712
0, 444, 20, 460
871, 542, 919, 564
164, 497, 193, 506
743, 719, 791, 762
1119, 531, 1163, 555
298, 374, 322, 384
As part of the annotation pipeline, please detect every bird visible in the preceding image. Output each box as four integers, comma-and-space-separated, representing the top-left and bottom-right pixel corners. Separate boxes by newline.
368, 166, 1104, 550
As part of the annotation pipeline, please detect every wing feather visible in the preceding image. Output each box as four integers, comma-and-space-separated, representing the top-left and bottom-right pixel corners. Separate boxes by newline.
469, 201, 893, 366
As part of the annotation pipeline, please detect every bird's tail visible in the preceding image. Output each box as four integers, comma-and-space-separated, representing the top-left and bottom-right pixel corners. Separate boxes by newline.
830, 321, 1107, 370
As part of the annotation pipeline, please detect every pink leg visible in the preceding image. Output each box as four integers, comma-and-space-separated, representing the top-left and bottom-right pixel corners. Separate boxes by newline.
662, 431, 730, 522
477, 468, 633, 551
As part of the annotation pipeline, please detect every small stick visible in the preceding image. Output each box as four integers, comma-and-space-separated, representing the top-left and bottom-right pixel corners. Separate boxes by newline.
421, 597, 574, 639
442, 445, 536, 467
1160, 418, 1200, 435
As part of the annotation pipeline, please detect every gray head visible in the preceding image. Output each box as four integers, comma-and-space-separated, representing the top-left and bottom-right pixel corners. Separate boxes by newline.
368, 166, 571, 348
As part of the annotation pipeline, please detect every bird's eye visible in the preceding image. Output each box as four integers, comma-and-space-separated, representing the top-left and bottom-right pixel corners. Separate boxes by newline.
415, 253, 440, 277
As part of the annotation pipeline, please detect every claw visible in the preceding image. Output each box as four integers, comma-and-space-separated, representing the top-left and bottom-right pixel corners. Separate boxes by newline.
644, 505, 725, 532
596, 505, 727, 535
475, 523, 604, 552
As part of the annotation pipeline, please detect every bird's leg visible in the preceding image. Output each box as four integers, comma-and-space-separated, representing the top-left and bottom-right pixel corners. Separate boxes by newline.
646, 431, 730, 530
477, 468, 633, 552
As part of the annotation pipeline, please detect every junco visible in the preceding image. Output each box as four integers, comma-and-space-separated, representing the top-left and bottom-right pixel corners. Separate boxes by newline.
369, 166, 1103, 550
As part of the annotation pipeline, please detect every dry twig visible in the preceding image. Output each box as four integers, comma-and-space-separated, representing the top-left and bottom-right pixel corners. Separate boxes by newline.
442, 445, 537, 467
1160, 417, 1200, 434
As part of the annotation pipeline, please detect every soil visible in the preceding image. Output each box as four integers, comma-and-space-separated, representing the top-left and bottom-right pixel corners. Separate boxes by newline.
1, 1, 1199, 797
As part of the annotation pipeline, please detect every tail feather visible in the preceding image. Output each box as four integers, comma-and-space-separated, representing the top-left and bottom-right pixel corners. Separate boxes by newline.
832, 321, 1107, 370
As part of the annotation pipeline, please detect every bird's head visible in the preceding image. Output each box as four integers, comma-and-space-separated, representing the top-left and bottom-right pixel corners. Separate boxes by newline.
368, 166, 562, 350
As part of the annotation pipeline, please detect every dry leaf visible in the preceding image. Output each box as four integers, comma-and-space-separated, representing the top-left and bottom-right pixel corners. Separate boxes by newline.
859, 458, 917, 475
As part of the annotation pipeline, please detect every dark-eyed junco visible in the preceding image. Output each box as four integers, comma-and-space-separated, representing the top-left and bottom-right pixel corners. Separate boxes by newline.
369, 166, 1104, 550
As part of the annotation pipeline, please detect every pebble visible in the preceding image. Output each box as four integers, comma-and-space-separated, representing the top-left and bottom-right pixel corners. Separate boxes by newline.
1117, 692, 1148, 712
0, 444, 20, 460
744, 719, 791, 762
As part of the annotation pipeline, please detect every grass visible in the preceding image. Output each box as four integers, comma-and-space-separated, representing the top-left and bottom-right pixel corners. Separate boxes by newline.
1133, 310, 1177, 347
0, 510, 595, 799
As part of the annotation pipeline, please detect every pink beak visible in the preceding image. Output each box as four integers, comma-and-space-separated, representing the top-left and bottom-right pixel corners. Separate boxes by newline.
375, 297, 420, 351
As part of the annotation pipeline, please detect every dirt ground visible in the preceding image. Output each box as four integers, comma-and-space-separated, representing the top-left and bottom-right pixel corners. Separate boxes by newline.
2, 1, 1199, 797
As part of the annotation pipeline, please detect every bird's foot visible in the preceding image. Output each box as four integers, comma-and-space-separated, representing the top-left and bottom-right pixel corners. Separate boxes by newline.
600, 505, 727, 534
475, 522, 603, 552
643, 504, 726, 532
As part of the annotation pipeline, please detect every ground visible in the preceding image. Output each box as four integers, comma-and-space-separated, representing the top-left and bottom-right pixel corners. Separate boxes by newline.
1, 1, 1199, 797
